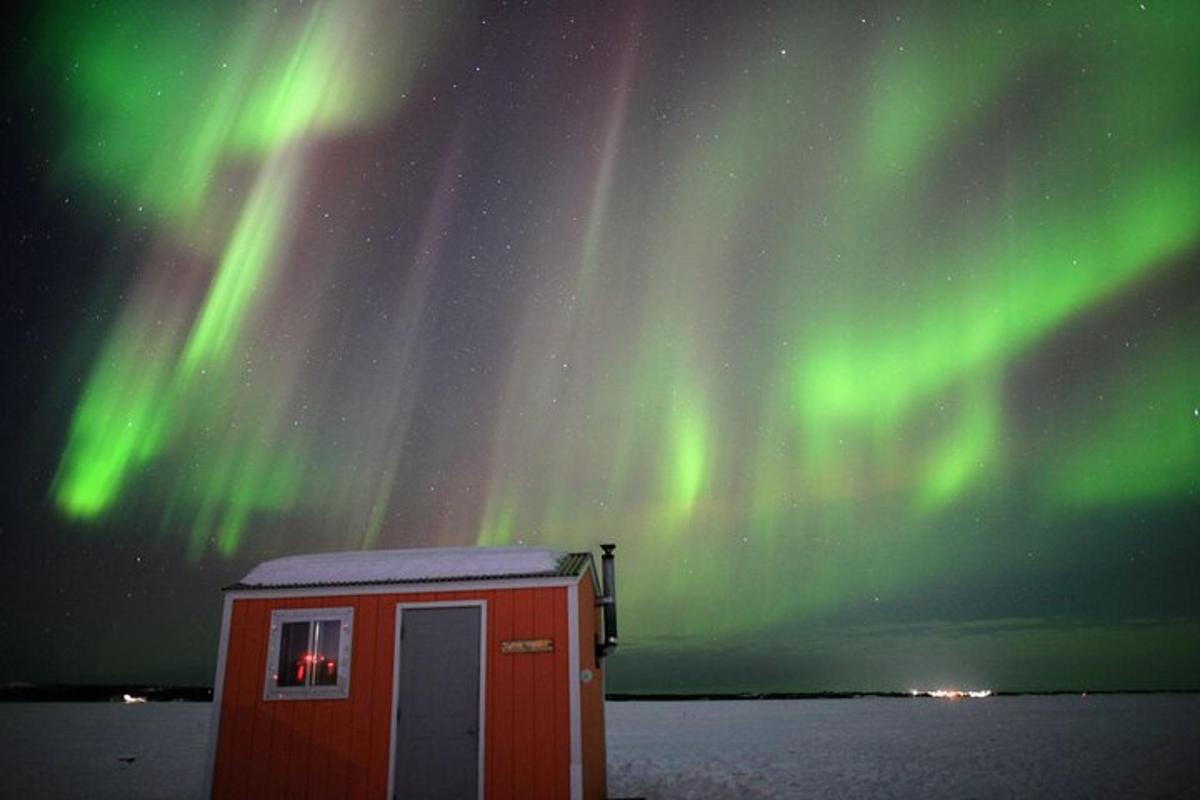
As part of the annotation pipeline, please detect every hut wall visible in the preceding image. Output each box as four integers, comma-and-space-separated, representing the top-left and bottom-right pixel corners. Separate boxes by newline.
212, 586, 572, 800
577, 575, 608, 800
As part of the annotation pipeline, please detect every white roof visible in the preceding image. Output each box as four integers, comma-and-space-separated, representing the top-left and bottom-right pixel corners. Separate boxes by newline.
239, 546, 567, 587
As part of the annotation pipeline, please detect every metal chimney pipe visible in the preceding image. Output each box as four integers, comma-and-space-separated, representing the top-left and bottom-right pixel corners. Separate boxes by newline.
597, 543, 618, 658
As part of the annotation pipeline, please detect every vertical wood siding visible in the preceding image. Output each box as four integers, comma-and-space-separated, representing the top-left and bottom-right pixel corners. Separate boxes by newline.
578, 576, 608, 800
212, 583, 576, 799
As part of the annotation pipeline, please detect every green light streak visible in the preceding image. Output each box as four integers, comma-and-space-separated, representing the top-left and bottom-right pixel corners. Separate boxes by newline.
665, 397, 708, 519
181, 150, 297, 371
45, 1, 466, 552
1050, 341, 1200, 506
230, 4, 369, 155
38, 0, 1200, 661
37, 1, 442, 220
187, 437, 303, 557
477, 494, 517, 548
861, 9, 1020, 184
918, 377, 1000, 510
469, 2, 1200, 645
38, 1, 218, 218
53, 149, 299, 524
796, 146, 1199, 431
51, 322, 179, 517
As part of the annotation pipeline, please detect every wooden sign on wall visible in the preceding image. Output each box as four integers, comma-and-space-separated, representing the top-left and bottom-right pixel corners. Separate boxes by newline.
500, 639, 555, 654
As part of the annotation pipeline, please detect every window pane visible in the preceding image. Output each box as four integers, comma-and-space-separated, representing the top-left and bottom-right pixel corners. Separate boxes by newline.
265, 608, 353, 699
277, 622, 311, 687
312, 620, 341, 686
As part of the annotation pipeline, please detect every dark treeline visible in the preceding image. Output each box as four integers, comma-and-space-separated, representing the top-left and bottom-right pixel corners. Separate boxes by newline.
0, 684, 213, 702
3, 685, 1196, 702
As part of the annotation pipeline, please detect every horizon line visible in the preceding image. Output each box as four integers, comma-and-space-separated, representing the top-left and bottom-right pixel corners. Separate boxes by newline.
3, 683, 1199, 703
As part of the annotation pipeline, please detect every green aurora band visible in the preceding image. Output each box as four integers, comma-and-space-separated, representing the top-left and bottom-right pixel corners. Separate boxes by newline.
48, 0, 455, 553
39, 1, 1199, 683
475, 3, 1200, 638
36, 0, 442, 221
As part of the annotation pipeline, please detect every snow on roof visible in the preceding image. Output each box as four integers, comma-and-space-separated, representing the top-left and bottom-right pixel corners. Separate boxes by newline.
238, 546, 569, 588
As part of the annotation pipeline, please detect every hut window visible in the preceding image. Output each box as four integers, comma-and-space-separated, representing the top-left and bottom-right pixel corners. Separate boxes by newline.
264, 607, 354, 700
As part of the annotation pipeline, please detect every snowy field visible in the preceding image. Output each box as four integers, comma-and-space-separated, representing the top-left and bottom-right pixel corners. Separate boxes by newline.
1, 695, 1198, 798
607, 696, 1200, 798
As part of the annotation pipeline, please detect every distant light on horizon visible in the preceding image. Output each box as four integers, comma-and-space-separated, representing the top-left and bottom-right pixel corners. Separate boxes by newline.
910, 689, 994, 699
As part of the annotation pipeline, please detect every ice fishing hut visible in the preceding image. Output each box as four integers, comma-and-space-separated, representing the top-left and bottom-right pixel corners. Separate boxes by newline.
206, 544, 619, 800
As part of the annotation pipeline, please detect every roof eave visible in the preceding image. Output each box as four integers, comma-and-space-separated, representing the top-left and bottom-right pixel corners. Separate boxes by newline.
225, 550, 595, 593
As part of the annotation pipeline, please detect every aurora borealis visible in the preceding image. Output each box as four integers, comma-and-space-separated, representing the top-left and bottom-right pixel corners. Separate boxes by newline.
2, 0, 1198, 691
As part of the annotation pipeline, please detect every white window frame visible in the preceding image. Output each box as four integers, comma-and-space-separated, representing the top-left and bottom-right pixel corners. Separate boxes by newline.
263, 607, 354, 701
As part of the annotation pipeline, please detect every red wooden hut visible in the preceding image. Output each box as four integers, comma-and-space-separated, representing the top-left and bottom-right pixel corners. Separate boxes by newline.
206, 544, 619, 799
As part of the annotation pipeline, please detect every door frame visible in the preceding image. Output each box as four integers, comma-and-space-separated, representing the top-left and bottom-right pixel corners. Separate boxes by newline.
387, 600, 488, 800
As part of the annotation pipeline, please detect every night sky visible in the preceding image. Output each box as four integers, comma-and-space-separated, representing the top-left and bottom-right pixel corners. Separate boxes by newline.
2, 0, 1198, 693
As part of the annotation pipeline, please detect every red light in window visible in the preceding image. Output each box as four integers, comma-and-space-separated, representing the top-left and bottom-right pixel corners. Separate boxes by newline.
296, 664, 305, 682
326, 660, 336, 675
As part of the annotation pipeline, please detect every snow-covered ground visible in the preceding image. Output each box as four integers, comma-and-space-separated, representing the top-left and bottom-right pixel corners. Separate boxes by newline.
1, 695, 1197, 798
607, 695, 1200, 798
0, 701, 210, 799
